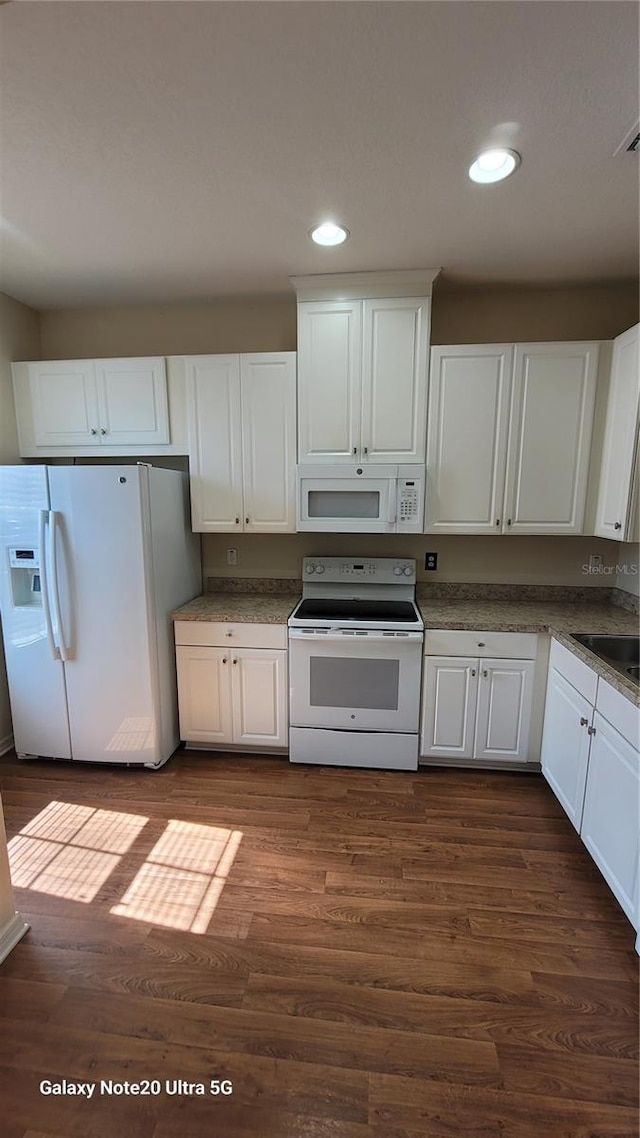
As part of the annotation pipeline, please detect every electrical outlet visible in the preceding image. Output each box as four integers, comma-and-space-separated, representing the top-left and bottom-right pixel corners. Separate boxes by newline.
588, 554, 603, 572
226, 548, 238, 566
424, 552, 438, 571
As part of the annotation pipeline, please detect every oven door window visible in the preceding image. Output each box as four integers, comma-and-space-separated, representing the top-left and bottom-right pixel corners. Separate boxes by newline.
310, 656, 399, 710
307, 490, 381, 520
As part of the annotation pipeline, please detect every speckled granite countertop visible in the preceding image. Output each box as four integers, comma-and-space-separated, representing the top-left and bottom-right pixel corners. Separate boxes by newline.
418, 597, 639, 705
172, 593, 300, 625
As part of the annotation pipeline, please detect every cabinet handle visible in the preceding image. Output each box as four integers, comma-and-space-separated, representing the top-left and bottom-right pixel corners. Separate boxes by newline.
507, 519, 512, 527
579, 716, 588, 727
245, 517, 249, 525
235, 517, 240, 524
222, 657, 227, 664
363, 446, 368, 455
495, 519, 500, 526
471, 669, 476, 677
90, 428, 98, 436
226, 631, 233, 637
100, 428, 107, 435
587, 725, 596, 736
233, 658, 238, 665
614, 522, 622, 531
482, 670, 488, 678
353, 447, 357, 455
477, 642, 485, 648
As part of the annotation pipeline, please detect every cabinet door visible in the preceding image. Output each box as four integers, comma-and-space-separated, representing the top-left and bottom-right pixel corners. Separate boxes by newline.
504, 343, 598, 534
474, 659, 535, 763
425, 345, 513, 533
297, 300, 362, 462
581, 712, 639, 928
540, 668, 593, 830
28, 360, 100, 448
231, 649, 288, 749
241, 353, 296, 533
175, 646, 233, 744
361, 298, 429, 463
185, 356, 243, 532
420, 657, 478, 759
95, 357, 169, 446
594, 324, 640, 541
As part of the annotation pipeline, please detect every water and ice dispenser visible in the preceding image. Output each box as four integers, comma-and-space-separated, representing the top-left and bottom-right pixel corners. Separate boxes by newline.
8, 547, 42, 606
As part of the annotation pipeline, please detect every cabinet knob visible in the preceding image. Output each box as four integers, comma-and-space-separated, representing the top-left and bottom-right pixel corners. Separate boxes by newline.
482, 669, 488, 678
91, 428, 98, 436
100, 428, 107, 435
226, 631, 233, 637
580, 716, 588, 727
245, 517, 249, 525
507, 519, 512, 527
222, 657, 227, 664
363, 446, 368, 455
353, 447, 357, 455
495, 519, 500, 526
471, 669, 476, 677
233, 658, 238, 665
235, 517, 240, 524
477, 642, 485, 647
587, 725, 596, 736
614, 522, 622, 531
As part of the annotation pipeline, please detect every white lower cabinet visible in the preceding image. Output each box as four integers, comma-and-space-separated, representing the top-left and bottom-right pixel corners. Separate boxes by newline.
581, 713, 639, 928
541, 639, 639, 931
540, 668, 593, 830
420, 633, 536, 763
175, 624, 288, 751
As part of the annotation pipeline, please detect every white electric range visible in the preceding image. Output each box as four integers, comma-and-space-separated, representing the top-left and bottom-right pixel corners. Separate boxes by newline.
288, 557, 424, 770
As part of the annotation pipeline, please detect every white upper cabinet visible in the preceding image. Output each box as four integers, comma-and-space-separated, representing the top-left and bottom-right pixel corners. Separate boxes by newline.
185, 352, 296, 533
15, 357, 171, 455
360, 298, 429, 463
594, 323, 640, 541
425, 341, 599, 535
426, 345, 513, 533
297, 300, 362, 462
504, 343, 598, 534
295, 274, 435, 465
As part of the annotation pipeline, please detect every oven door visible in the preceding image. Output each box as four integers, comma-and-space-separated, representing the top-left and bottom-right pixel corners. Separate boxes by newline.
289, 629, 422, 732
297, 474, 396, 533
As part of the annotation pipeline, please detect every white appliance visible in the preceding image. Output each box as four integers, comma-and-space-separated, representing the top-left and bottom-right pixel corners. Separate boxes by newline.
288, 557, 424, 770
296, 464, 425, 533
0, 464, 201, 769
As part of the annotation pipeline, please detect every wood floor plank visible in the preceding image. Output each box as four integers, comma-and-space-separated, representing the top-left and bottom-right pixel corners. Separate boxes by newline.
0, 748, 637, 1138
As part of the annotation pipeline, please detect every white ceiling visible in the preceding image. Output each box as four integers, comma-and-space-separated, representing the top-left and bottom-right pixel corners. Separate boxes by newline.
0, 1, 638, 309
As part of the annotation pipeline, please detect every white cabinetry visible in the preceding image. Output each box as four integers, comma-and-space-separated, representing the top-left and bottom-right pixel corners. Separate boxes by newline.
426, 342, 599, 534
296, 284, 432, 465
420, 631, 537, 764
594, 323, 640, 541
14, 358, 170, 454
175, 622, 288, 751
185, 352, 296, 533
541, 638, 639, 931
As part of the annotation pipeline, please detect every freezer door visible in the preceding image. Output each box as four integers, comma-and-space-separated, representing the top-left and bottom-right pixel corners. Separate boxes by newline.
48, 465, 159, 764
0, 466, 71, 758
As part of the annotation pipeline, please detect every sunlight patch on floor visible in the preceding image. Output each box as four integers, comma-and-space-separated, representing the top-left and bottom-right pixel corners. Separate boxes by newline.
110, 820, 242, 933
8, 799, 149, 902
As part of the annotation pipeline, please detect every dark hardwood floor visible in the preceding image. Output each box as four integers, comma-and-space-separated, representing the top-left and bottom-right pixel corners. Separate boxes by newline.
0, 749, 637, 1138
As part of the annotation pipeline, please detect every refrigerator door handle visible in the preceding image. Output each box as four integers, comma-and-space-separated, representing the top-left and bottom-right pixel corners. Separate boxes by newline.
39, 509, 60, 660
48, 511, 70, 662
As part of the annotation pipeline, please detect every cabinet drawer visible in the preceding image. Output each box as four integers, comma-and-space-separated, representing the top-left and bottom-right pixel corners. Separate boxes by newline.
596, 678, 640, 750
424, 629, 538, 660
174, 620, 287, 650
549, 638, 598, 704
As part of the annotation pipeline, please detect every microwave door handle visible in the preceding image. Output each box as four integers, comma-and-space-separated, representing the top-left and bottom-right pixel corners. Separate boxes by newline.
39, 509, 60, 660
48, 511, 70, 662
388, 486, 397, 526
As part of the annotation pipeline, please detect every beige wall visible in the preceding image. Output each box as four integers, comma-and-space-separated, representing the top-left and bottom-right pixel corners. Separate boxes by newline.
203, 532, 619, 588
38, 282, 639, 359
615, 543, 640, 599
0, 292, 40, 753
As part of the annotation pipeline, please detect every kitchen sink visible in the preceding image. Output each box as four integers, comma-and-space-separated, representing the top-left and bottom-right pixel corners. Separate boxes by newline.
571, 634, 640, 685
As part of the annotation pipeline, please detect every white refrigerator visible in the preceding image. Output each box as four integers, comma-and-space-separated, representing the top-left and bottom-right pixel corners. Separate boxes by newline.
0, 464, 201, 768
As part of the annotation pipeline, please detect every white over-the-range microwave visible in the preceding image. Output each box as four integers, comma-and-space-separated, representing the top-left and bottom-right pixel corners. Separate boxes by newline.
296, 464, 425, 533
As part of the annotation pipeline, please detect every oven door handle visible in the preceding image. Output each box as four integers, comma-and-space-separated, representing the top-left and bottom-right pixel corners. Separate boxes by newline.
288, 629, 423, 643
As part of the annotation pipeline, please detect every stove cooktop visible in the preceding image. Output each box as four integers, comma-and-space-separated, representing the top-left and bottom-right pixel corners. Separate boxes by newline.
291, 599, 420, 623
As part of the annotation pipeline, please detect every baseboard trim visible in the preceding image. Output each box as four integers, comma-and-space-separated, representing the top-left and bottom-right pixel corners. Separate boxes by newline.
0, 911, 29, 964
0, 733, 14, 757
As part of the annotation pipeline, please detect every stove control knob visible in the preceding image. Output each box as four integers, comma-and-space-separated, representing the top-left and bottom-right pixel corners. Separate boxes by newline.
403, 566, 413, 576
315, 564, 325, 574
393, 566, 403, 576
306, 564, 315, 574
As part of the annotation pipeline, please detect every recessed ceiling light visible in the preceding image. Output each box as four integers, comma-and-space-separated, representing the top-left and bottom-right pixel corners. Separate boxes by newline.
468, 148, 521, 184
310, 222, 349, 246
